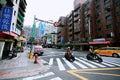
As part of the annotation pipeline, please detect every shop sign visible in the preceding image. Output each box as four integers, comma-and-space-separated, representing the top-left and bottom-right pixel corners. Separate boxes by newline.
0, 7, 13, 31
89, 41, 110, 45
93, 38, 105, 42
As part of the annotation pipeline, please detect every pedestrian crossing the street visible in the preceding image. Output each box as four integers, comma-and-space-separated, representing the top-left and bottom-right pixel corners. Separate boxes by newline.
45, 57, 120, 71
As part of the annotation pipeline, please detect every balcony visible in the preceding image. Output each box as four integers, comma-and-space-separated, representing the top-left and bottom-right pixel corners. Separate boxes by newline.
18, 12, 24, 22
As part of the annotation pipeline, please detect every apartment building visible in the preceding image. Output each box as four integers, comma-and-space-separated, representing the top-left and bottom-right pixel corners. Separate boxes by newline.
0, 0, 27, 60
57, 16, 67, 44
57, 0, 120, 50
87, 0, 120, 47
67, 11, 74, 43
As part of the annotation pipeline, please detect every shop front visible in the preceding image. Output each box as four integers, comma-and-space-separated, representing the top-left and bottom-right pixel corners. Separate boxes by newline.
0, 31, 18, 60
88, 38, 110, 49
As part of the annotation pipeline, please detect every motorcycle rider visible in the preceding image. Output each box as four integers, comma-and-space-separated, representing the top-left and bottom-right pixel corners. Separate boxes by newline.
65, 47, 75, 62
89, 47, 97, 59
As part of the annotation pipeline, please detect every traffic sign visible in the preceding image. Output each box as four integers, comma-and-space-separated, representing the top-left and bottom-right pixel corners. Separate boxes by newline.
53, 21, 58, 27
0, 7, 13, 31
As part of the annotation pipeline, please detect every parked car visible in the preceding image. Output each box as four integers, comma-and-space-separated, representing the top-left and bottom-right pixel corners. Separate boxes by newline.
33, 45, 44, 56
95, 47, 120, 58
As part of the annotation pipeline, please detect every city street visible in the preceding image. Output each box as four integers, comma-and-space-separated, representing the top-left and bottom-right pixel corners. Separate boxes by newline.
1, 0, 120, 80
20, 48, 120, 80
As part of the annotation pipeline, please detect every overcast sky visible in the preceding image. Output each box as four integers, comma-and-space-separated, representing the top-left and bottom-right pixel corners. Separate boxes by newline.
24, 0, 74, 26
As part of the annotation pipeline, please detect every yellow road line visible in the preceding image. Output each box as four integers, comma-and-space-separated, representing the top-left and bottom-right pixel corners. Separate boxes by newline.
67, 70, 88, 80
67, 67, 120, 80
79, 72, 120, 76
68, 67, 120, 72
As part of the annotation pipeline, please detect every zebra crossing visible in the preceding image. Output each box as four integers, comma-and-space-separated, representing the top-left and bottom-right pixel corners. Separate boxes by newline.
22, 72, 63, 80
46, 57, 120, 71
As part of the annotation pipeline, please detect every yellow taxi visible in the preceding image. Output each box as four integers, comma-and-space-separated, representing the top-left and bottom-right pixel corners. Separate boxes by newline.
95, 47, 120, 58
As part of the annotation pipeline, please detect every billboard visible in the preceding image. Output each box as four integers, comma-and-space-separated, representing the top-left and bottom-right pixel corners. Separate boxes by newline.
0, 7, 13, 31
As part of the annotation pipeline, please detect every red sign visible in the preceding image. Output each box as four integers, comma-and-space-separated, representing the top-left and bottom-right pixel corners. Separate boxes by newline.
53, 22, 58, 27
89, 41, 110, 45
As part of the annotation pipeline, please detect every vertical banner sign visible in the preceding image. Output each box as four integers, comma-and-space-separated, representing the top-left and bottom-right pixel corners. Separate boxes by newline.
0, 7, 13, 31
32, 23, 36, 41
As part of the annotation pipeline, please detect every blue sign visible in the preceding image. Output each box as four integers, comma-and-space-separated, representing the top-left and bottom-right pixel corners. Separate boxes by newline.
0, 7, 13, 31
40, 22, 45, 35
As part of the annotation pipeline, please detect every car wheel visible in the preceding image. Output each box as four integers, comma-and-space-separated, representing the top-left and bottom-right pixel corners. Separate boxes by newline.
112, 53, 119, 58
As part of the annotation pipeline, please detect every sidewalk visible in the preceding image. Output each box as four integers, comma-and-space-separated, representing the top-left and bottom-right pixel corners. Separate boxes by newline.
0, 50, 50, 79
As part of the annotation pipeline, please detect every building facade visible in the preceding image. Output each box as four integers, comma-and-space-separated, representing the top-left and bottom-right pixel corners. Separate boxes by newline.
57, 0, 120, 50
57, 16, 67, 44
0, 0, 27, 60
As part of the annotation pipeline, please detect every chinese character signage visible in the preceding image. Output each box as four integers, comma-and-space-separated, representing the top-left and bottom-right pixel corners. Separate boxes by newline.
0, 7, 13, 31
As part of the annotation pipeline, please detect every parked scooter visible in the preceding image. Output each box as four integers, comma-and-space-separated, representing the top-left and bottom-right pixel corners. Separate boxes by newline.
8, 48, 17, 59
86, 52, 103, 63
64, 47, 75, 62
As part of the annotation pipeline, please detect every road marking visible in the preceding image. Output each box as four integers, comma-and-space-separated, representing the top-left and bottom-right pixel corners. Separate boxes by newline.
76, 57, 98, 68
22, 72, 55, 80
74, 61, 88, 68
67, 70, 88, 80
67, 68, 120, 80
80, 57, 106, 67
56, 58, 66, 71
50, 77, 63, 80
49, 58, 54, 65
104, 61, 120, 66
102, 62, 115, 67
62, 58, 77, 69
78, 71, 120, 76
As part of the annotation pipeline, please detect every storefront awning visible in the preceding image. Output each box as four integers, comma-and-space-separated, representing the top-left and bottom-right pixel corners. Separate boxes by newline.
2, 31, 18, 37
89, 41, 110, 45
19, 36, 26, 42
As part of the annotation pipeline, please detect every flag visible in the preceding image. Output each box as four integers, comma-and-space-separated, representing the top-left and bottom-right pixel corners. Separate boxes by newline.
32, 23, 36, 41
40, 22, 45, 36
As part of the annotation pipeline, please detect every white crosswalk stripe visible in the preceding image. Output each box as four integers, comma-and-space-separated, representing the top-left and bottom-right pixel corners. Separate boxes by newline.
22, 72, 63, 80
101, 62, 115, 67
47, 57, 120, 71
50, 77, 63, 80
49, 58, 54, 65
22, 72, 55, 80
74, 61, 88, 68
62, 58, 77, 69
80, 57, 106, 67
56, 58, 66, 71
75, 57, 98, 68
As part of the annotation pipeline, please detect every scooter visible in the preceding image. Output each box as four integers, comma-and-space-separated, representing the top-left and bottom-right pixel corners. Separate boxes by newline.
86, 52, 103, 63
64, 52, 75, 62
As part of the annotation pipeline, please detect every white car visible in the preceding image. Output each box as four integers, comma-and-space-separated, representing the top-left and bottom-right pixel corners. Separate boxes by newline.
33, 45, 44, 56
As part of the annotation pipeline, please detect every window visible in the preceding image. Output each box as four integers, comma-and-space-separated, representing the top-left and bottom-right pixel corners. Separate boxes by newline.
96, 5, 100, 10
104, 6, 111, 13
106, 24, 113, 29
85, 30, 89, 33
115, 0, 120, 7
97, 27, 102, 32
116, 11, 120, 16
118, 33, 120, 37
117, 22, 120, 27
106, 33, 111, 38
96, 12, 101, 17
100, 47, 106, 50
14, 11, 16, 16
104, 0, 110, 4
105, 15, 112, 20
96, 20, 101, 24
